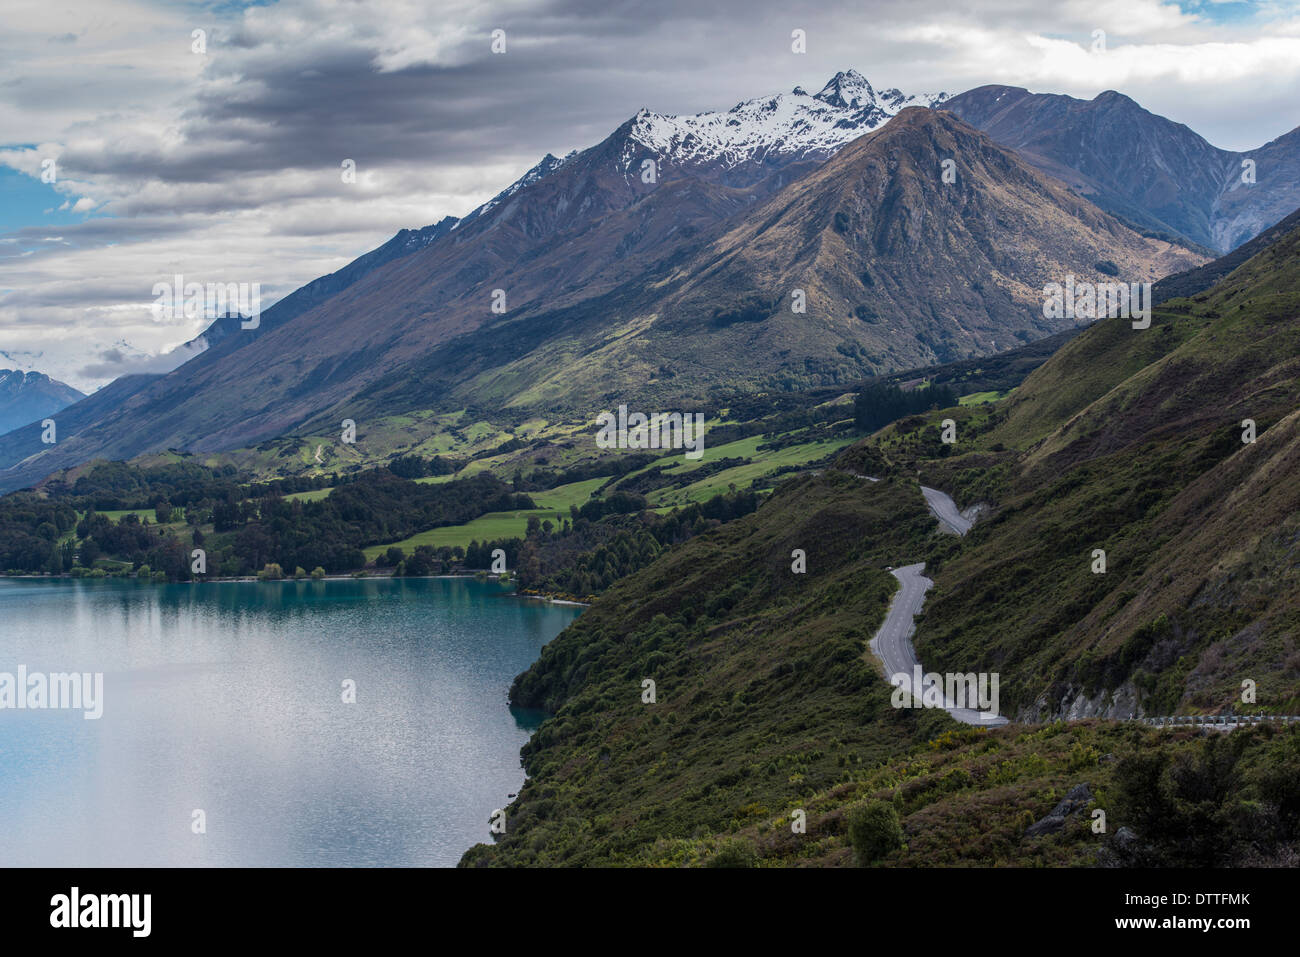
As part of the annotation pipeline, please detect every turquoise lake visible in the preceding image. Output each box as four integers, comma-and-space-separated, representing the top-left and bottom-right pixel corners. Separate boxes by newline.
0, 576, 581, 866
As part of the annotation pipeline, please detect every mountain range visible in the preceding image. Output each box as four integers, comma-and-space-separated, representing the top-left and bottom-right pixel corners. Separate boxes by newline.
2, 71, 1299, 493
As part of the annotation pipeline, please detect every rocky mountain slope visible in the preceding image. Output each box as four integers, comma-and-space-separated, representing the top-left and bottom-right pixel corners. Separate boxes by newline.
943, 85, 1300, 253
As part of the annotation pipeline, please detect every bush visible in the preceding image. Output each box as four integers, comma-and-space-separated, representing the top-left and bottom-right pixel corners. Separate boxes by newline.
705, 837, 758, 868
258, 563, 284, 580
293, 566, 307, 579
1068, 741, 1101, 771
311, 566, 326, 580
848, 800, 905, 865
135, 564, 151, 579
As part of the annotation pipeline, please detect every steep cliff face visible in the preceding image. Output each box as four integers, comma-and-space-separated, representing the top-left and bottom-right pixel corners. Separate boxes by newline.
1020, 682, 1142, 723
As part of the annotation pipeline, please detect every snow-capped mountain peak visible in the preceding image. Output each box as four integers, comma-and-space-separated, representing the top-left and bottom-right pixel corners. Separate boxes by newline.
814, 68, 875, 109
425, 73, 948, 239
620, 71, 949, 172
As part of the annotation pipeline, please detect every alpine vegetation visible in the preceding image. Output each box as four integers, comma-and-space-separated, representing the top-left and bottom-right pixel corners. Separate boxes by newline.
595, 404, 705, 459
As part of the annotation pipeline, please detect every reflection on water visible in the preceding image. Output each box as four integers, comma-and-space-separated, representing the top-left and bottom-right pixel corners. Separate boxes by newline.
0, 577, 580, 866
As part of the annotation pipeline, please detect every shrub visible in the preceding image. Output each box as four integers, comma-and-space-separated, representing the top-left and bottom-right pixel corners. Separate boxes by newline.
1068, 741, 1101, 771
705, 837, 758, 868
848, 800, 905, 865
710, 293, 774, 328
310, 566, 326, 580
258, 563, 284, 580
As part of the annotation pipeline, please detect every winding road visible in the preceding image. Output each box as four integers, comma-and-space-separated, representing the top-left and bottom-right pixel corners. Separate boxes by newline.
867, 483, 1008, 726
859, 478, 1273, 731
921, 485, 973, 535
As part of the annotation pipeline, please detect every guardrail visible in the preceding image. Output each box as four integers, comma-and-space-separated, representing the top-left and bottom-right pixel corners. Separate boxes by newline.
1131, 714, 1300, 728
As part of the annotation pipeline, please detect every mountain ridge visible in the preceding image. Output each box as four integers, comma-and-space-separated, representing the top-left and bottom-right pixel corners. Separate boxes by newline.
943, 84, 1300, 252
0, 75, 1211, 491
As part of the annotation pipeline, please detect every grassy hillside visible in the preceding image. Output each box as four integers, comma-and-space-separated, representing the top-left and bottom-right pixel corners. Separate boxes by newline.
868, 213, 1300, 719
461, 472, 948, 865
461, 464, 1300, 866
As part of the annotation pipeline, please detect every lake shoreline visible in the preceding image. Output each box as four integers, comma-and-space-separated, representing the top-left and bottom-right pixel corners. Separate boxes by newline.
2, 571, 593, 606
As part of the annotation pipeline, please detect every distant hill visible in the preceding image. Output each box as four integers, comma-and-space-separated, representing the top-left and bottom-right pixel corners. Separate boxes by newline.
0, 370, 85, 436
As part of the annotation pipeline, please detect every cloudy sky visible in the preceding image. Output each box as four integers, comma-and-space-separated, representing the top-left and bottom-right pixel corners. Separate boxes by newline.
1, 0, 1298, 392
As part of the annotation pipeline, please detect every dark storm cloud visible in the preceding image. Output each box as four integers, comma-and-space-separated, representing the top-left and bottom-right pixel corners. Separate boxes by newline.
40, 0, 1299, 211
59, 0, 941, 188
0, 218, 193, 249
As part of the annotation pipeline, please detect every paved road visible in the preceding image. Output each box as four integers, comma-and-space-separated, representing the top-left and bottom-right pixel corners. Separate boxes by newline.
921, 485, 972, 535
864, 482, 1005, 725
869, 562, 1008, 726
863, 478, 1283, 729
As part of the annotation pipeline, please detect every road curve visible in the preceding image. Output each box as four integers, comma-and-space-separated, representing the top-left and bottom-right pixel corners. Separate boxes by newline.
863, 481, 1005, 725
867, 480, 1267, 728
869, 563, 1008, 726
921, 485, 971, 535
